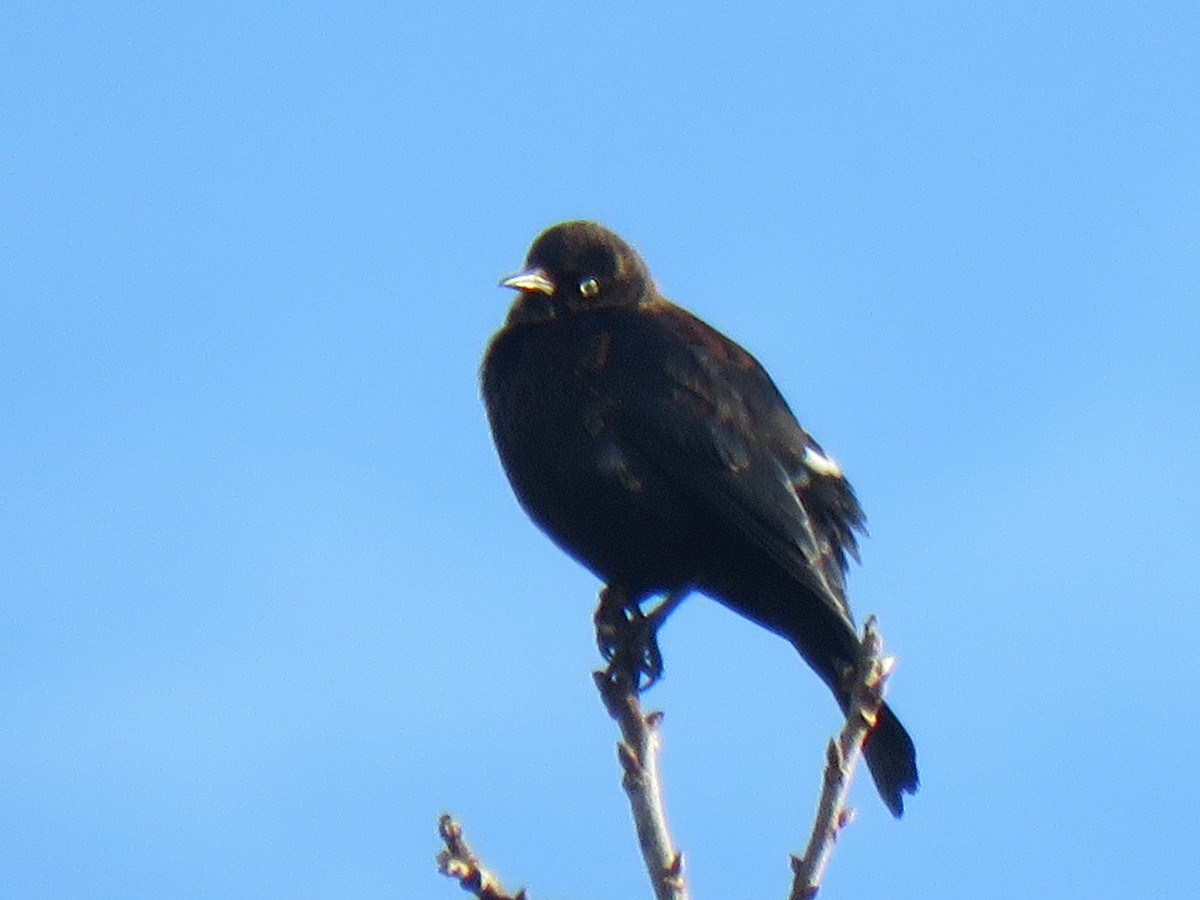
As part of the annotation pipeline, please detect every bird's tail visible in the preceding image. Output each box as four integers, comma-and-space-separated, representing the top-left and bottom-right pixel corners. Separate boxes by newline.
858, 699, 919, 817
705, 575, 920, 815
784, 625, 919, 816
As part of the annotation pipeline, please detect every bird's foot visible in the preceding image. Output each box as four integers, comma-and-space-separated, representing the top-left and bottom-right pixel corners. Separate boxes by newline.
594, 587, 685, 692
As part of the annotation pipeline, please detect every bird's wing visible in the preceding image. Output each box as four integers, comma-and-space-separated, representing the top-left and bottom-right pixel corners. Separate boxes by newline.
611, 301, 866, 623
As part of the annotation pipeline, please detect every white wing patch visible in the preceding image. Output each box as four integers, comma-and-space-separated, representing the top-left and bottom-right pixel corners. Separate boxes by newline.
802, 444, 844, 479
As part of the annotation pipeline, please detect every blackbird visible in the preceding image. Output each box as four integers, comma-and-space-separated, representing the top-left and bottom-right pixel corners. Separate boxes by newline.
481, 221, 918, 816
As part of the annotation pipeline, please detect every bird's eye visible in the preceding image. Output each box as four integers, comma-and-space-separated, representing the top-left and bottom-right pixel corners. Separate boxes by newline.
578, 277, 601, 298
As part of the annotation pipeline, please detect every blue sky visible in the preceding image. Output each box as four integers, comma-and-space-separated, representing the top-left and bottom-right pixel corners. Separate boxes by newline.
3, 2, 1198, 897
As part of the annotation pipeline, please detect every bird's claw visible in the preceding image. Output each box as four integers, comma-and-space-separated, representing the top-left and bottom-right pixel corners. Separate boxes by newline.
595, 588, 666, 691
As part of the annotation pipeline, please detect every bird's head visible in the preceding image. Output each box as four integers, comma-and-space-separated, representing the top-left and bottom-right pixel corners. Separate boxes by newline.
501, 221, 653, 322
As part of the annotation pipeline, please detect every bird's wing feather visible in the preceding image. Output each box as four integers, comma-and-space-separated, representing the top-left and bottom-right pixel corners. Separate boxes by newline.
608, 302, 865, 624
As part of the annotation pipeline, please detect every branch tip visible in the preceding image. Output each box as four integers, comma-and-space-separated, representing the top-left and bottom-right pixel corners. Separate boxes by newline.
435, 814, 524, 900
789, 617, 899, 900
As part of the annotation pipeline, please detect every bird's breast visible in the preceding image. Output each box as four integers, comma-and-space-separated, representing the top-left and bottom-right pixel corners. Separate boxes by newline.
482, 316, 710, 591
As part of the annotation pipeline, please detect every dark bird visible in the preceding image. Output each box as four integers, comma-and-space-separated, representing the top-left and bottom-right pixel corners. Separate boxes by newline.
481, 221, 918, 816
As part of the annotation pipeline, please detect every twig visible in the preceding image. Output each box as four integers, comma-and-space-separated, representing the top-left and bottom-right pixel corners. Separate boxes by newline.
436, 814, 527, 900
594, 669, 688, 900
789, 616, 893, 900
593, 586, 688, 900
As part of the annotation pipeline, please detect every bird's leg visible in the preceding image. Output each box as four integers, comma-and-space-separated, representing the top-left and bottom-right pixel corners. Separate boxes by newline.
594, 584, 636, 666
594, 587, 686, 691
644, 590, 686, 631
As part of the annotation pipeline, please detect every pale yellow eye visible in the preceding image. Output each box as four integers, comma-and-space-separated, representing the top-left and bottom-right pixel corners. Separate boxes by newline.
578, 277, 600, 297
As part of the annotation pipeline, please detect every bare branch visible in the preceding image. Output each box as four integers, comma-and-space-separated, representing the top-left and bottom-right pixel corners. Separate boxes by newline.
437, 611, 898, 899
789, 616, 893, 900
594, 669, 689, 900
436, 814, 527, 900
594, 587, 689, 900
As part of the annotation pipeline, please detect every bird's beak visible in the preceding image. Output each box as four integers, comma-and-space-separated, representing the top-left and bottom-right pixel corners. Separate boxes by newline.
501, 267, 556, 296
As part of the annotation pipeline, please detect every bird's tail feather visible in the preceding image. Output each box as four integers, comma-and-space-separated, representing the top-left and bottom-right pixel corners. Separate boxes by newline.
784, 621, 919, 815
860, 700, 919, 817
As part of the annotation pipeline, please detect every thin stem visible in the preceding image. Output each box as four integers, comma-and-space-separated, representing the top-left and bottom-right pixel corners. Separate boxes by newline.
789, 616, 893, 900
595, 587, 689, 900
436, 814, 527, 900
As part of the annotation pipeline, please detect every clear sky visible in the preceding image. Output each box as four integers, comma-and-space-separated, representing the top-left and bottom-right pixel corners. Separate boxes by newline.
3, 3, 1198, 898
